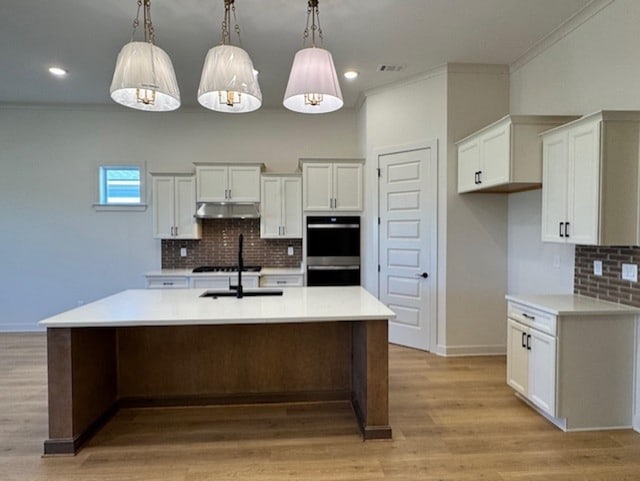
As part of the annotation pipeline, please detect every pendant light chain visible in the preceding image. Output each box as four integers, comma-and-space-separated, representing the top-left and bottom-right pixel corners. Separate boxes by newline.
130, 0, 155, 44
303, 0, 323, 48
221, 0, 242, 47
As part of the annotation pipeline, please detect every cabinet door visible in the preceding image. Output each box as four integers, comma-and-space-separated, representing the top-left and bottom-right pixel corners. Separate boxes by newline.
479, 123, 511, 188
333, 163, 363, 211
567, 119, 601, 245
174, 176, 200, 239
196, 165, 228, 202
541, 132, 569, 242
507, 319, 529, 396
228, 165, 261, 202
303, 163, 333, 211
529, 329, 557, 416
282, 177, 302, 237
191, 277, 230, 289
152, 176, 175, 239
457, 139, 481, 193
260, 177, 282, 238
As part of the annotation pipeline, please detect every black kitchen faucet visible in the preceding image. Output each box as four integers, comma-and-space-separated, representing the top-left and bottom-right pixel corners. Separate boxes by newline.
236, 234, 244, 298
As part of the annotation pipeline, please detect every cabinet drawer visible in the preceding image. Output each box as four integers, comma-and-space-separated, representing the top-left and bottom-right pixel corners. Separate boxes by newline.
260, 275, 303, 287
147, 277, 189, 289
507, 302, 557, 336
191, 277, 230, 289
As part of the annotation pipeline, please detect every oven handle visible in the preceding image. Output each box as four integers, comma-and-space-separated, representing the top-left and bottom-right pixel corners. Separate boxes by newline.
307, 265, 360, 271
307, 224, 360, 229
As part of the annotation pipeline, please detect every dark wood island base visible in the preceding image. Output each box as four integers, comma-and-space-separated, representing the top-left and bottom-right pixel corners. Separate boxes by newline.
44, 319, 391, 455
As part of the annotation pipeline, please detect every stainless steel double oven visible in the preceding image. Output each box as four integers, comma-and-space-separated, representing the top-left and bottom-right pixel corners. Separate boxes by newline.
306, 216, 360, 286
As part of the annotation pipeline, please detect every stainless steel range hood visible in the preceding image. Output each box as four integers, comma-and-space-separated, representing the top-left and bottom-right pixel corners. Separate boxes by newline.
194, 202, 260, 219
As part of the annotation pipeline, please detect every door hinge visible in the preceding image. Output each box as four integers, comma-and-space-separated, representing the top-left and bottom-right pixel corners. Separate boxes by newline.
377, 168, 381, 178
378, 217, 381, 225
378, 265, 381, 272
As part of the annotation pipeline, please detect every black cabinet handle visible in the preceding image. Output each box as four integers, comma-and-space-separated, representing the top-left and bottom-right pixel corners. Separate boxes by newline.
478, 171, 482, 184
522, 313, 535, 320
474, 172, 478, 184
521, 332, 527, 348
565, 222, 570, 238
559, 222, 564, 237
526, 334, 532, 351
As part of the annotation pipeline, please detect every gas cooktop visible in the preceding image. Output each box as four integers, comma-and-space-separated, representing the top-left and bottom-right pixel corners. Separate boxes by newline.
192, 266, 261, 273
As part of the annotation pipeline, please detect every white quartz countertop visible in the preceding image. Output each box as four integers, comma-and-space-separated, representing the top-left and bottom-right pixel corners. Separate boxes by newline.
39, 286, 396, 328
506, 294, 640, 316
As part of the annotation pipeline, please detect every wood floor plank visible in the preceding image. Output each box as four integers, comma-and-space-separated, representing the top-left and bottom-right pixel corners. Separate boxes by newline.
1, 334, 639, 480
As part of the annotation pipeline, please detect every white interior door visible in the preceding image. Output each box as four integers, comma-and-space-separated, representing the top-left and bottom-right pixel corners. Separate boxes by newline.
378, 143, 437, 351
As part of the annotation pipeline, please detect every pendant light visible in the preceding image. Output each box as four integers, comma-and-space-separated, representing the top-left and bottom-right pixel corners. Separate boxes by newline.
110, 0, 180, 112
198, 0, 262, 113
283, 0, 343, 114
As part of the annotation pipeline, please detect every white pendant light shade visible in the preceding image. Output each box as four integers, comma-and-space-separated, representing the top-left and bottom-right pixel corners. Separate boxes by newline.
283, 47, 343, 114
110, 41, 181, 112
198, 44, 262, 113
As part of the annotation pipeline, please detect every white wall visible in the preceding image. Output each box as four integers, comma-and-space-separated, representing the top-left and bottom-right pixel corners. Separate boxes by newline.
0, 106, 358, 330
361, 64, 510, 355
508, 0, 640, 295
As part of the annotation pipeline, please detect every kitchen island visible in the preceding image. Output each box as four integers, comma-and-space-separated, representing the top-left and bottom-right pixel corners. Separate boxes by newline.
39, 286, 395, 454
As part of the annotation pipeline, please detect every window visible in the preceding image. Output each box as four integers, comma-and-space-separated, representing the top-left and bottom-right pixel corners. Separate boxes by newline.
95, 165, 146, 211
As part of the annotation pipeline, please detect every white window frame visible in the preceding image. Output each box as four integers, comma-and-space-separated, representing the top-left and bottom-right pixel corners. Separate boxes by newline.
93, 162, 148, 212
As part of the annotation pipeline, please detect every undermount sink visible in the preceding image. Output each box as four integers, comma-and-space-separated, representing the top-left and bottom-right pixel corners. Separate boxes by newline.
200, 289, 283, 298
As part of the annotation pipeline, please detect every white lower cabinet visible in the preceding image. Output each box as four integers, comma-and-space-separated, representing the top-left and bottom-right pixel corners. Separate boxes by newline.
506, 296, 636, 431
146, 276, 190, 289
508, 319, 556, 416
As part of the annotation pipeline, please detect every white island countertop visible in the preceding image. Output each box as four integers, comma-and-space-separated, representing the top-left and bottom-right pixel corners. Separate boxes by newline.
39, 286, 396, 328
506, 293, 640, 316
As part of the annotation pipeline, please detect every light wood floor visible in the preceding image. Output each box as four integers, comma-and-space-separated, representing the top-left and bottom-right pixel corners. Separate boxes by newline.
2, 333, 640, 480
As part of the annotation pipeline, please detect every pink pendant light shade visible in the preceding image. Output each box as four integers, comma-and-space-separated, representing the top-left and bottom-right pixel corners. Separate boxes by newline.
198, 44, 262, 113
110, 42, 181, 112
283, 47, 343, 114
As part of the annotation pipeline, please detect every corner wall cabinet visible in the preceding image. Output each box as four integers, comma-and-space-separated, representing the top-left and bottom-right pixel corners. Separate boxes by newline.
260, 174, 302, 238
300, 159, 364, 211
506, 295, 635, 431
151, 174, 201, 240
541, 111, 640, 245
456, 115, 577, 193
194, 163, 263, 202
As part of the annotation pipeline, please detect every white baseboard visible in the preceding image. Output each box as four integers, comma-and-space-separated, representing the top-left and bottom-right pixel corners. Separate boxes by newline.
634, 414, 640, 433
437, 344, 506, 357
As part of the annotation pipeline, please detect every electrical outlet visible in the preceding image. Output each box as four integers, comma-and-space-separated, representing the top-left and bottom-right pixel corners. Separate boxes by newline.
287, 245, 294, 256
180, 247, 187, 257
621, 263, 638, 282
593, 260, 603, 276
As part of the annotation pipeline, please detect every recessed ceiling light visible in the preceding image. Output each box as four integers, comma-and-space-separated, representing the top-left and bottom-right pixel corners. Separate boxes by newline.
344, 70, 359, 80
48, 67, 68, 77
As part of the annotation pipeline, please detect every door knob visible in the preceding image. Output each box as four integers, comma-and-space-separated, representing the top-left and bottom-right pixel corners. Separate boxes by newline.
417, 272, 429, 278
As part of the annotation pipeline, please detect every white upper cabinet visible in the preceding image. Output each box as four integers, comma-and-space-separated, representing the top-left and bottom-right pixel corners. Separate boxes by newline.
151, 174, 201, 239
457, 115, 578, 193
300, 159, 364, 211
541, 111, 640, 245
194, 163, 263, 202
260, 174, 302, 239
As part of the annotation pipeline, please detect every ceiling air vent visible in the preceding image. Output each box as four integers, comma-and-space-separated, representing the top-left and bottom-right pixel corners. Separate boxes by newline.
377, 64, 405, 72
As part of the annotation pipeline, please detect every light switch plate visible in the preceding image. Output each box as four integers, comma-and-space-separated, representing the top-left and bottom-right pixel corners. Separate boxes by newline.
180, 247, 187, 257
621, 263, 638, 282
593, 260, 603, 276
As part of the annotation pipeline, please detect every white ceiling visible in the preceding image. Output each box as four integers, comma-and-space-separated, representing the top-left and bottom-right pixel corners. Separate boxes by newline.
0, 0, 593, 109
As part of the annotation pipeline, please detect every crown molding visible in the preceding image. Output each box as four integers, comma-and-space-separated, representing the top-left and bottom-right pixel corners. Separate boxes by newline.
510, 0, 614, 73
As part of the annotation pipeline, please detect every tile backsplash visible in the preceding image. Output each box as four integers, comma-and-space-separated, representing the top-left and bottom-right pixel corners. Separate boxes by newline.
162, 219, 302, 269
574, 245, 640, 307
